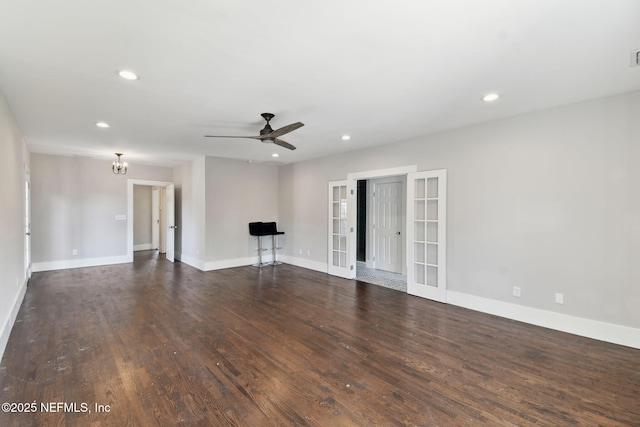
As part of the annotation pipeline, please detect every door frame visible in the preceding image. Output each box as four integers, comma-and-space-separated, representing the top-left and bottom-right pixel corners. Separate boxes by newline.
24, 169, 31, 279
151, 187, 160, 250
347, 165, 417, 276
127, 179, 174, 262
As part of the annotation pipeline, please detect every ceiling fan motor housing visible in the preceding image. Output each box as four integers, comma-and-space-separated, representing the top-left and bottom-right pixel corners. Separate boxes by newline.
260, 113, 275, 136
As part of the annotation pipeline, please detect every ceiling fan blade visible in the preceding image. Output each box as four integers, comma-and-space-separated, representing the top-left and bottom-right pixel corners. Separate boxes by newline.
264, 122, 304, 139
204, 135, 262, 139
273, 139, 296, 150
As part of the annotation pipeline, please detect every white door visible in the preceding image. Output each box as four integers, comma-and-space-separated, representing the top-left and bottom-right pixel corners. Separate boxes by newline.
407, 170, 447, 302
328, 180, 356, 279
165, 184, 175, 262
373, 180, 403, 273
151, 187, 160, 250
24, 177, 31, 279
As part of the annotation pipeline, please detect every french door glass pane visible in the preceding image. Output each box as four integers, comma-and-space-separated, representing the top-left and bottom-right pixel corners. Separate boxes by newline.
427, 266, 438, 287
427, 200, 438, 220
415, 178, 425, 199
415, 200, 425, 220
426, 222, 438, 242
414, 221, 425, 242
415, 264, 425, 284
415, 242, 425, 263
426, 243, 438, 265
427, 177, 438, 198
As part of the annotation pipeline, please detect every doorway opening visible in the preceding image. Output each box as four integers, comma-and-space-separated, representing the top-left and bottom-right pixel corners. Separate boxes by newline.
330, 165, 447, 302
127, 179, 175, 263
133, 185, 164, 253
354, 173, 408, 293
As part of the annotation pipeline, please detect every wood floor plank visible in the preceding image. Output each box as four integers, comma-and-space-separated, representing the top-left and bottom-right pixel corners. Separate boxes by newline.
1, 251, 639, 426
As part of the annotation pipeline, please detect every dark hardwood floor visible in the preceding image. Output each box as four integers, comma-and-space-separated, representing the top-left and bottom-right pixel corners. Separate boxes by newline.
1, 251, 639, 426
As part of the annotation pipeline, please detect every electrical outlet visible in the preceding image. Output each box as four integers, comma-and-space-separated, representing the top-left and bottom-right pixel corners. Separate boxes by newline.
72, 249, 78, 255
555, 293, 564, 304
298, 248, 302, 255
513, 286, 521, 297
306, 250, 311, 257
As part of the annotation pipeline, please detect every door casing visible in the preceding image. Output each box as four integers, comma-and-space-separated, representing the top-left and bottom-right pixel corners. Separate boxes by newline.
127, 179, 174, 262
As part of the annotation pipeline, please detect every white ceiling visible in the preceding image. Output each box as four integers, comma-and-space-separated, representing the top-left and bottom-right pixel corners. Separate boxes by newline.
1, 0, 639, 167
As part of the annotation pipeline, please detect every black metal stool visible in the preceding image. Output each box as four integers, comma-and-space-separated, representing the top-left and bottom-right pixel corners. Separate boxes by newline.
262, 222, 285, 265
249, 222, 270, 267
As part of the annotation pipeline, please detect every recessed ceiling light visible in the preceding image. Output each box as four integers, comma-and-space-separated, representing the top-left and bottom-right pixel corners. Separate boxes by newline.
272, 153, 279, 158
95, 121, 110, 128
117, 70, 139, 81
482, 93, 500, 102
341, 135, 351, 141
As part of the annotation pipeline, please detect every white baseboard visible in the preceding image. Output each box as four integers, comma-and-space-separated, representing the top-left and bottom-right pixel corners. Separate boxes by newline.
0, 277, 28, 362
179, 253, 324, 272
134, 243, 155, 251
184, 256, 273, 271
178, 254, 206, 270
203, 257, 259, 271
32, 255, 130, 272
279, 255, 328, 274
446, 290, 640, 350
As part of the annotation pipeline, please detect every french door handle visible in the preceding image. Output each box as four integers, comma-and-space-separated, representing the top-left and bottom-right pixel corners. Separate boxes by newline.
396, 231, 401, 235
26, 232, 31, 236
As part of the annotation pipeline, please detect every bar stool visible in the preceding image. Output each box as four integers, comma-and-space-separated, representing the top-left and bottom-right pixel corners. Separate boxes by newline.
262, 222, 285, 265
248, 222, 269, 267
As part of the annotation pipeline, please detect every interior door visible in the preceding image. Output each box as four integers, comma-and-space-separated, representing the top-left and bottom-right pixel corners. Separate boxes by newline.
151, 187, 160, 250
165, 184, 175, 262
373, 180, 402, 273
407, 170, 447, 302
24, 177, 31, 279
328, 180, 356, 279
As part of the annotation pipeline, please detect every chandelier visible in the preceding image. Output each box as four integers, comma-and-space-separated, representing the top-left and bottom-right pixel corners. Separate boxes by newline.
112, 153, 128, 175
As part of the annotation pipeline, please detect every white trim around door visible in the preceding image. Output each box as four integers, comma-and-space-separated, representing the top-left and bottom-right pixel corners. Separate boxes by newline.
127, 179, 174, 262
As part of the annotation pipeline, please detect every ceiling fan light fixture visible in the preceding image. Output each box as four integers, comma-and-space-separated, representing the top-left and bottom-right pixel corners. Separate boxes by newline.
341, 134, 351, 141
96, 121, 110, 128
482, 93, 500, 102
272, 153, 279, 158
117, 69, 139, 81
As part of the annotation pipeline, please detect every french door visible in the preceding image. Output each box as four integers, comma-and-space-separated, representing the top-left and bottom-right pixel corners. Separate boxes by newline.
328, 180, 356, 279
407, 170, 447, 302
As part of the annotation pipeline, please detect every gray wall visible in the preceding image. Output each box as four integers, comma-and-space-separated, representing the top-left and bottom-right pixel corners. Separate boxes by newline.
205, 156, 279, 262
175, 156, 278, 268
31, 154, 173, 265
278, 91, 640, 329
133, 185, 152, 248
0, 89, 29, 359
174, 156, 206, 262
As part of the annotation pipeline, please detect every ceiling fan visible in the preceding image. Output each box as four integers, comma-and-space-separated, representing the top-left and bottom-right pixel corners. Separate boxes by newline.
205, 113, 304, 150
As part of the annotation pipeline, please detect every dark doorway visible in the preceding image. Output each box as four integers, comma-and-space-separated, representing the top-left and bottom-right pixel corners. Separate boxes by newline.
357, 180, 367, 262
